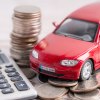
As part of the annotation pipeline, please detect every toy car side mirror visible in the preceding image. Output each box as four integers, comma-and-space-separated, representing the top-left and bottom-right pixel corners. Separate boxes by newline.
52, 22, 59, 27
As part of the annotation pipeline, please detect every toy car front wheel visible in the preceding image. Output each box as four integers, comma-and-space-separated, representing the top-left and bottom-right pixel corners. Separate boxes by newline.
80, 60, 93, 81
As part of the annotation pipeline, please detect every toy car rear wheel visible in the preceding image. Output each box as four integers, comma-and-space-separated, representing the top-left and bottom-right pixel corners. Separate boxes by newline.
80, 60, 93, 81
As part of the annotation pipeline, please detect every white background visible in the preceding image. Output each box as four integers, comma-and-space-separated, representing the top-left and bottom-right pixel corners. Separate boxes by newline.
0, 0, 99, 43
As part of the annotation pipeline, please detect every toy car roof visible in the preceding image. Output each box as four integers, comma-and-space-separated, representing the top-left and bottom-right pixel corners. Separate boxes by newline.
69, 2, 100, 23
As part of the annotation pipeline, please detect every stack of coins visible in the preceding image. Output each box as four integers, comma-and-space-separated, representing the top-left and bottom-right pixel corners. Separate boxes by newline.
33, 74, 100, 100
10, 5, 41, 67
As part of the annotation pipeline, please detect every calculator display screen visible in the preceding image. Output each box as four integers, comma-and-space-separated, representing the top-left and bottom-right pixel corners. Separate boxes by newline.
0, 54, 9, 64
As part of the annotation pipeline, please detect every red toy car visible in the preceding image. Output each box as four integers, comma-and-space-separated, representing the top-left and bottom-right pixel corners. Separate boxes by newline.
30, 3, 100, 80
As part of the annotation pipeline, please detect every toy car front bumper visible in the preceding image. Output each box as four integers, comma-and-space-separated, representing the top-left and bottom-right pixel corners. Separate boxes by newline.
30, 56, 83, 80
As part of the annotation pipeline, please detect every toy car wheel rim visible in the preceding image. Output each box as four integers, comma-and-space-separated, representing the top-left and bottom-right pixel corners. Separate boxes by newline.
82, 62, 92, 79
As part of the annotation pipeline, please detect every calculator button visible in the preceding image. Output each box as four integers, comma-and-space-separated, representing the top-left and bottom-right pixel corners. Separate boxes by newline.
0, 75, 5, 79
6, 65, 13, 68
14, 81, 29, 91
5, 68, 16, 73
11, 76, 23, 82
0, 79, 8, 84
2, 88, 14, 94
0, 83, 11, 89
8, 72, 19, 77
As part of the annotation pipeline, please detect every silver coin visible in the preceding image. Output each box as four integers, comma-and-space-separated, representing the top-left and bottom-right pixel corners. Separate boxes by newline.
10, 51, 30, 60
11, 38, 38, 44
13, 28, 41, 33
10, 48, 32, 54
11, 41, 35, 47
12, 16, 41, 22
14, 13, 41, 19
48, 78, 78, 87
12, 32, 39, 38
13, 20, 41, 26
21, 68, 36, 79
70, 76, 99, 93
35, 83, 68, 100
11, 34, 38, 41
14, 5, 41, 14
16, 62, 29, 66
11, 45, 35, 50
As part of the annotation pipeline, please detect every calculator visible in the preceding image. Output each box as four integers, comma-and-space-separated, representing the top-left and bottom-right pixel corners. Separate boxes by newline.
0, 50, 37, 100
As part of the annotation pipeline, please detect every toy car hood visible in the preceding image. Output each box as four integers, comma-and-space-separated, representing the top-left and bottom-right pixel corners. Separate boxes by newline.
35, 34, 95, 59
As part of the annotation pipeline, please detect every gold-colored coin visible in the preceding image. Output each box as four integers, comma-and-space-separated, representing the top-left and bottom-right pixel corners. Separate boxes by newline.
35, 83, 68, 100
48, 78, 78, 87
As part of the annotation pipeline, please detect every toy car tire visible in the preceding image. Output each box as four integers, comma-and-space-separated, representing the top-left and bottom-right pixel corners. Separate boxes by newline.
80, 59, 93, 81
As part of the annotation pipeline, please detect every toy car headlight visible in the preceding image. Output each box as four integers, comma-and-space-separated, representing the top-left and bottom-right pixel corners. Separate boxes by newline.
32, 50, 38, 59
61, 60, 78, 66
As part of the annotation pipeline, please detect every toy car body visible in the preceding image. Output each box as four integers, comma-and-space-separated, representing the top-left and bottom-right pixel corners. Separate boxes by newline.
30, 3, 100, 80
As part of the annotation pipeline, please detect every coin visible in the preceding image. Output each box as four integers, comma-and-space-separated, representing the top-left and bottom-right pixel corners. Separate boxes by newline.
11, 32, 39, 37
35, 83, 68, 100
55, 94, 71, 100
16, 62, 29, 66
11, 53, 29, 60
96, 72, 100, 88
70, 76, 99, 93
30, 75, 44, 86
12, 16, 41, 22
11, 46, 34, 50
68, 92, 80, 100
14, 5, 41, 16
11, 42, 35, 48
74, 89, 100, 100
10, 48, 32, 54
10, 5, 41, 67
48, 78, 78, 87
21, 68, 36, 79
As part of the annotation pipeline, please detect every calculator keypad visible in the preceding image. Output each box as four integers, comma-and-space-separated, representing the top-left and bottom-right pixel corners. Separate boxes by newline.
2, 64, 29, 94
14, 81, 29, 91
2, 88, 14, 94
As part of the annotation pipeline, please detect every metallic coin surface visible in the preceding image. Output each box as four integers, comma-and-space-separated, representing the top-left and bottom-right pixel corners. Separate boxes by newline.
12, 32, 39, 37
96, 72, 100, 88
10, 48, 32, 53
21, 68, 36, 79
75, 89, 100, 100
16, 61, 29, 66
55, 94, 71, 100
48, 78, 78, 87
14, 5, 41, 14
35, 83, 68, 100
70, 76, 99, 93
10, 5, 41, 67
68, 92, 80, 100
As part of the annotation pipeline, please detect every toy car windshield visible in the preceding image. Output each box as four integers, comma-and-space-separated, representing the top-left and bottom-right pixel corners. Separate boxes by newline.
55, 18, 98, 42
